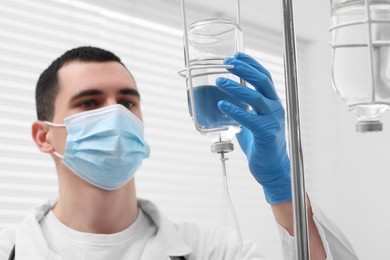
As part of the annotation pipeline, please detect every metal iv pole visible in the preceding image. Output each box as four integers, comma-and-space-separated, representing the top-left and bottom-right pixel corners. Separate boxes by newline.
281, 0, 310, 259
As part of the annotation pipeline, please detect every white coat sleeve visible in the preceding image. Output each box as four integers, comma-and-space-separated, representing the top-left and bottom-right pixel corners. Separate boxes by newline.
276, 204, 359, 260
0, 226, 16, 260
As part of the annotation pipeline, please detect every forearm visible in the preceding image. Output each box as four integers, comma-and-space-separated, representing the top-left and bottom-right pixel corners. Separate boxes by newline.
271, 197, 326, 260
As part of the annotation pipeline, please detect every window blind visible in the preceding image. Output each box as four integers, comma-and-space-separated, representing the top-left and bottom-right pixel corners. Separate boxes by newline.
0, 1, 311, 259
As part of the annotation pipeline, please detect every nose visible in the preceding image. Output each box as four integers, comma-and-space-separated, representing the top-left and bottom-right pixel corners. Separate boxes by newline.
104, 97, 117, 107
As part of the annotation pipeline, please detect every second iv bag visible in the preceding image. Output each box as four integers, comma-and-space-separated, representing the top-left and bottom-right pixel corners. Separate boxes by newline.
330, 0, 390, 132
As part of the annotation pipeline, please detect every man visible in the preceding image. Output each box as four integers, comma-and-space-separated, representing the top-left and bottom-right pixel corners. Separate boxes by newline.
0, 46, 357, 259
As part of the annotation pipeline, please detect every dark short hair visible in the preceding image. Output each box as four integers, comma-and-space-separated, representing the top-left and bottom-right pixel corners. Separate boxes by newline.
35, 46, 126, 121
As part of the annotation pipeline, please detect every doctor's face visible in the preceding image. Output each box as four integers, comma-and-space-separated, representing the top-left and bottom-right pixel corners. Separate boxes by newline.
48, 61, 142, 155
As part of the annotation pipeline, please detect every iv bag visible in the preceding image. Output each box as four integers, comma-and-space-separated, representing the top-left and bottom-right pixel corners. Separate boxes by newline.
186, 19, 245, 140
179, 16, 246, 142
330, 0, 390, 132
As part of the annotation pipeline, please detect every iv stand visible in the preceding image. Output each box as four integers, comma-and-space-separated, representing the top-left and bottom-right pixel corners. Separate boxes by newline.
281, 0, 310, 259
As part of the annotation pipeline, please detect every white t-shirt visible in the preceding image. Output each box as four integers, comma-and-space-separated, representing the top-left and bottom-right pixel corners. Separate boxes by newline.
39, 209, 157, 260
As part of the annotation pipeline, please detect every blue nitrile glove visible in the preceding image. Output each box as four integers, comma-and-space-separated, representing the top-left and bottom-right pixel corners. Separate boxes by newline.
215, 52, 291, 204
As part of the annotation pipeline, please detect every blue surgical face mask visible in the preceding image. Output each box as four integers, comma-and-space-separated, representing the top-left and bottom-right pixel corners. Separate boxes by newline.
45, 104, 150, 190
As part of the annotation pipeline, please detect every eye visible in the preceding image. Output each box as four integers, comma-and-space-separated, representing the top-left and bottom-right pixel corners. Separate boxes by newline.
119, 100, 135, 109
79, 100, 97, 108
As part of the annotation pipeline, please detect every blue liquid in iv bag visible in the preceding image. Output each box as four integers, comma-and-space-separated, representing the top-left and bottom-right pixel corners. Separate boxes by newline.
188, 85, 247, 131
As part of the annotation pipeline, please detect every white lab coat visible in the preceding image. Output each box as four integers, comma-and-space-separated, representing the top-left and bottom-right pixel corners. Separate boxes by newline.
0, 198, 358, 260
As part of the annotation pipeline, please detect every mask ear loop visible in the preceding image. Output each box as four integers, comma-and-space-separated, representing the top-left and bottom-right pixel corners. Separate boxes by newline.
44, 121, 66, 159
44, 121, 66, 127
52, 151, 64, 159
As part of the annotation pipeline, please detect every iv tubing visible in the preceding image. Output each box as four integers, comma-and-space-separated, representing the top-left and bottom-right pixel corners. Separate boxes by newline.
220, 152, 243, 260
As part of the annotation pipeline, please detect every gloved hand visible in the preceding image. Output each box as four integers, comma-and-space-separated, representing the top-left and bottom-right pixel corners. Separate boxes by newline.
215, 52, 291, 204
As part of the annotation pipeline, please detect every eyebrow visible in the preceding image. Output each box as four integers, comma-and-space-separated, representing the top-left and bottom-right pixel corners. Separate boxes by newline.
70, 87, 140, 103
119, 88, 140, 98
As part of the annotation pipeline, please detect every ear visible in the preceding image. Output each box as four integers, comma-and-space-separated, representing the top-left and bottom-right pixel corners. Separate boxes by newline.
32, 120, 54, 153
